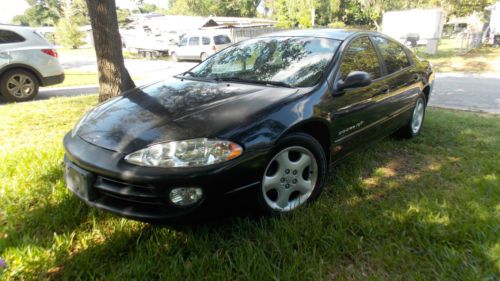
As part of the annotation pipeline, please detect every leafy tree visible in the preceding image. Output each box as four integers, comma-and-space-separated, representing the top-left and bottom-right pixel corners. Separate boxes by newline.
12, 0, 63, 26
167, 0, 260, 17
55, 17, 85, 49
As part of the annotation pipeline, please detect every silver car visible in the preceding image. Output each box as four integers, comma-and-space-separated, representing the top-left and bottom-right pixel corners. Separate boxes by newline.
171, 33, 232, 62
0, 25, 64, 102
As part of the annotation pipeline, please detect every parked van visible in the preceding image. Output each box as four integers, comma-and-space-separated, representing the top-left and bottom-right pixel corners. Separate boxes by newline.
171, 33, 232, 61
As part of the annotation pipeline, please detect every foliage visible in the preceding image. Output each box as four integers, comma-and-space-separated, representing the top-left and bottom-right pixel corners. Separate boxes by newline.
12, 0, 89, 26
55, 17, 86, 49
268, 0, 497, 29
0, 96, 499, 280
117, 8, 134, 27
12, 0, 63, 26
168, 0, 260, 17
328, 21, 346, 28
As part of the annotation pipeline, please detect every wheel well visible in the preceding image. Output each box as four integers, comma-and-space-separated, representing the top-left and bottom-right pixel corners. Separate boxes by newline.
0, 66, 42, 86
422, 86, 430, 104
288, 121, 331, 161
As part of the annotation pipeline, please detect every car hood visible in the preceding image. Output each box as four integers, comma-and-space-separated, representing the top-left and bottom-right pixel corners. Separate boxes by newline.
76, 78, 298, 153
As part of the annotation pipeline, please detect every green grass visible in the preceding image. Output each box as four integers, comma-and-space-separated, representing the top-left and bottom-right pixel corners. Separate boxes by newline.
0, 96, 499, 280
416, 38, 500, 73
47, 70, 99, 88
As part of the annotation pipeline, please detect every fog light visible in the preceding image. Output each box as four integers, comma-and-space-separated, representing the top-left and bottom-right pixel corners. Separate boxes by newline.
169, 187, 203, 206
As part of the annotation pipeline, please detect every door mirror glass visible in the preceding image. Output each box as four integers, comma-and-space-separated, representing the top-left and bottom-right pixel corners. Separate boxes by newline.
337, 71, 371, 91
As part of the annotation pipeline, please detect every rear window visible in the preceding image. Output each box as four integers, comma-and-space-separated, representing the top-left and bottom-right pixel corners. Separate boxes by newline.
213, 35, 231, 45
0, 29, 25, 44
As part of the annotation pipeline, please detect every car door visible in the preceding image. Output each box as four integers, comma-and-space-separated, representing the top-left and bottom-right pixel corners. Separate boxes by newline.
371, 35, 422, 130
177, 37, 188, 59
187, 36, 200, 59
329, 36, 387, 155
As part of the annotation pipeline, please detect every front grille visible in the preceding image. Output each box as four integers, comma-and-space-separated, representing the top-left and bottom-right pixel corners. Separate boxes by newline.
93, 177, 164, 205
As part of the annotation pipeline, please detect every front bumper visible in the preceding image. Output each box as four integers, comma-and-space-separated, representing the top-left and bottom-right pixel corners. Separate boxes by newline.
63, 133, 267, 221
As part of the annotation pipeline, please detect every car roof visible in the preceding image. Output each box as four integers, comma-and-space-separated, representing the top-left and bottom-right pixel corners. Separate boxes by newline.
260, 28, 372, 41
183, 32, 229, 38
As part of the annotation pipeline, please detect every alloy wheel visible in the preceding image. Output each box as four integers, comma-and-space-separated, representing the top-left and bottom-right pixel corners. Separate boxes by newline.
262, 146, 318, 212
6, 74, 35, 98
411, 98, 425, 134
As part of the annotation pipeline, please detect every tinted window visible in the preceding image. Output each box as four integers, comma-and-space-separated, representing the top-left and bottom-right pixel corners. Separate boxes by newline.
373, 36, 411, 74
188, 37, 199, 46
189, 37, 341, 87
0, 29, 25, 44
340, 37, 381, 80
202, 37, 210, 45
213, 35, 231, 45
179, 38, 187, 47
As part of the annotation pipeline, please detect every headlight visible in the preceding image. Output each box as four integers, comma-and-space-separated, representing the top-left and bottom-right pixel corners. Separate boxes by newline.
124, 138, 243, 167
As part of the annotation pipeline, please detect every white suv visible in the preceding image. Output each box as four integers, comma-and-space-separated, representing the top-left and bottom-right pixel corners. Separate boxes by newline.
171, 33, 232, 62
0, 25, 64, 102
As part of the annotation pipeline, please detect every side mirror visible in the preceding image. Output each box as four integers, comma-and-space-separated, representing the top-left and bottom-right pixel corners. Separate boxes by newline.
336, 71, 372, 92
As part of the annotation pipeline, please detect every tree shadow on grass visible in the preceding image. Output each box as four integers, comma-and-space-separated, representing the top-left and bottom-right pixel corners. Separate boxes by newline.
5, 113, 499, 280
44, 135, 499, 280
2, 163, 93, 251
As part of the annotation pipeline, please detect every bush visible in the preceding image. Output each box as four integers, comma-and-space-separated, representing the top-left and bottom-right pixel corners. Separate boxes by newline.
55, 18, 85, 49
328, 21, 346, 29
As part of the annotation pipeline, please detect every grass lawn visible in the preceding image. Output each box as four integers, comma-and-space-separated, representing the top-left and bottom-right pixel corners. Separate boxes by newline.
417, 38, 500, 73
0, 96, 499, 280
47, 70, 99, 88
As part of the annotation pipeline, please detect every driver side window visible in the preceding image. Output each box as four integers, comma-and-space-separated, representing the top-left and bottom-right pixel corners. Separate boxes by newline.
340, 37, 381, 81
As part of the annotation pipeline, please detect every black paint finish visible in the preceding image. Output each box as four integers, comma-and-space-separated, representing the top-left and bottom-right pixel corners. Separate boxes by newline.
63, 29, 433, 221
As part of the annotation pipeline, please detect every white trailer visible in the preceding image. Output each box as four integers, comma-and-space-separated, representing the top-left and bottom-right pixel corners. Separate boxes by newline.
489, 2, 500, 46
382, 9, 446, 54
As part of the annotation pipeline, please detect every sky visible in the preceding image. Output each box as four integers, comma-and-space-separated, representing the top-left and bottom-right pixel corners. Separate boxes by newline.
0, 0, 169, 24
0, 0, 30, 24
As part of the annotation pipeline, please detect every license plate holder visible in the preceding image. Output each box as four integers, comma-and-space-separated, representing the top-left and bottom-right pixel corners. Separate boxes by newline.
64, 162, 96, 201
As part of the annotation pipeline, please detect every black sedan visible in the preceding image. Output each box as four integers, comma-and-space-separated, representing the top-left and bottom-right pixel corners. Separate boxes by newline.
63, 29, 434, 222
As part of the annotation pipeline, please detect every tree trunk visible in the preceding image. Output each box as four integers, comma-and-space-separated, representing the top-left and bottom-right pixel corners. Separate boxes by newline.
85, 0, 135, 102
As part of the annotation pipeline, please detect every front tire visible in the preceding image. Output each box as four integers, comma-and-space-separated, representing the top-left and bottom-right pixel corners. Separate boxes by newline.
396, 94, 426, 138
0, 69, 39, 102
200, 52, 208, 61
258, 133, 327, 215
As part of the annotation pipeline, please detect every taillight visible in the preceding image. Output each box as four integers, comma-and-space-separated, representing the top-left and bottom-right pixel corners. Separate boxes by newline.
41, 49, 58, 58
212, 45, 216, 52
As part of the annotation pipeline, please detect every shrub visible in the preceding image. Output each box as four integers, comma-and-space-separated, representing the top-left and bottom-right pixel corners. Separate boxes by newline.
55, 18, 85, 49
328, 21, 346, 29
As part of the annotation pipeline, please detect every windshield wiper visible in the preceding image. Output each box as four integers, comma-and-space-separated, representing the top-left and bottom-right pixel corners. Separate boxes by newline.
214, 77, 293, 88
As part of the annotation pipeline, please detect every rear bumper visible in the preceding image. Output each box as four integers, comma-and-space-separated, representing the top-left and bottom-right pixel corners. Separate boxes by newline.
41, 73, 65, 86
63, 132, 267, 222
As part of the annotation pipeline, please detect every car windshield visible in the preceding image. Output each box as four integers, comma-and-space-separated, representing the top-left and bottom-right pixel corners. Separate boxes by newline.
187, 36, 341, 87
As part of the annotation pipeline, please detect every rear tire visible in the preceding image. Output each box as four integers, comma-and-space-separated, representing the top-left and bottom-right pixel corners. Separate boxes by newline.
395, 93, 426, 138
0, 69, 39, 102
257, 133, 327, 215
